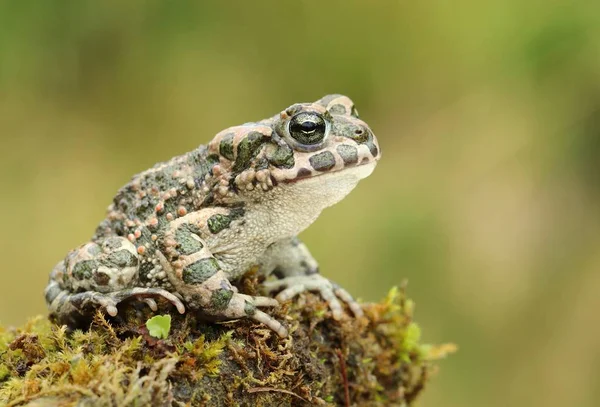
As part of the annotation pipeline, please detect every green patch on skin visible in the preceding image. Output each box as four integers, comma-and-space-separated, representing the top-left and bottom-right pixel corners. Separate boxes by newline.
134, 197, 152, 217
206, 154, 220, 166
86, 244, 102, 256
329, 104, 347, 115
149, 169, 183, 198
232, 131, 266, 173
336, 144, 358, 165
366, 139, 379, 157
254, 157, 269, 170
182, 258, 220, 285
175, 224, 204, 255
229, 206, 245, 220
210, 289, 234, 311
219, 133, 235, 161
207, 207, 245, 234
334, 120, 369, 143
332, 119, 378, 157
244, 300, 256, 316
309, 151, 336, 172
267, 144, 295, 168
188, 147, 220, 180
207, 214, 232, 234
106, 249, 138, 268
72, 260, 97, 280
103, 237, 124, 251
138, 261, 155, 285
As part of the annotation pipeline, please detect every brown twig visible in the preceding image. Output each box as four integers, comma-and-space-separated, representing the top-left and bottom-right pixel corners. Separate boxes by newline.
247, 386, 308, 402
336, 348, 350, 407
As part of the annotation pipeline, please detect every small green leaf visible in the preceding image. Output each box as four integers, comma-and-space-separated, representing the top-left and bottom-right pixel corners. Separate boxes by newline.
146, 315, 171, 339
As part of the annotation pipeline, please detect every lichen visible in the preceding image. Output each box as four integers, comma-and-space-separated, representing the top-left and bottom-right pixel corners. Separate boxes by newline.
0, 283, 455, 406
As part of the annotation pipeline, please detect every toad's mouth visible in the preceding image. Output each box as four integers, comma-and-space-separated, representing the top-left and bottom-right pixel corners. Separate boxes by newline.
283, 159, 378, 185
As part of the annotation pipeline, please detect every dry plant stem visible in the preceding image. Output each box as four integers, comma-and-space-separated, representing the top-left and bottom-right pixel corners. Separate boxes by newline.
336, 349, 351, 407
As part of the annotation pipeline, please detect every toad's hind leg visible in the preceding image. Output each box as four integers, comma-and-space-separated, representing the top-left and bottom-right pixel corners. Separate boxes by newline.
45, 237, 186, 326
160, 250, 288, 337
46, 262, 185, 327
48, 288, 185, 326
161, 214, 288, 337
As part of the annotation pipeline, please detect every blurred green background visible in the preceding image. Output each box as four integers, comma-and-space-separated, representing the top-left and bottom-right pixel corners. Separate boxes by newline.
1, 1, 600, 406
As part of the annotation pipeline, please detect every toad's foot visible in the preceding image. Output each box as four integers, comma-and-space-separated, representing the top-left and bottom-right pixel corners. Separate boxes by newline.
262, 275, 364, 320
235, 293, 288, 338
49, 286, 186, 319
198, 289, 288, 338
102, 287, 187, 316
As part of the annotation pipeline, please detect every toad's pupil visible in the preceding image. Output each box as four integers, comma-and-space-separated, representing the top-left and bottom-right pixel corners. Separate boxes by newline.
301, 121, 317, 133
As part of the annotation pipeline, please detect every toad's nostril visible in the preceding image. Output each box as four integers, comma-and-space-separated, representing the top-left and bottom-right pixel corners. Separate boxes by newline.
349, 126, 369, 143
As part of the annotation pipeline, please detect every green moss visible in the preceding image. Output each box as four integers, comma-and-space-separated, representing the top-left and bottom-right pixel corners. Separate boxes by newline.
0, 283, 455, 406
180, 331, 232, 378
0, 364, 9, 382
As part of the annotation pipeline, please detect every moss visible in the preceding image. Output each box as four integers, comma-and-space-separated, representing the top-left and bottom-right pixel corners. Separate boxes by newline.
0, 283, 455, 406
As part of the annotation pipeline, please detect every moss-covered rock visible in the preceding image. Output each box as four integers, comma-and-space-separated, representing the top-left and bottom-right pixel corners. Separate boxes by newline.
0, 284, 455, 406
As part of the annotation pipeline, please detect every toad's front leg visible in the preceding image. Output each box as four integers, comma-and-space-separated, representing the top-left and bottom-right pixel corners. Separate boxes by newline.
160, 212, 288, 337
259, 237, 364, 319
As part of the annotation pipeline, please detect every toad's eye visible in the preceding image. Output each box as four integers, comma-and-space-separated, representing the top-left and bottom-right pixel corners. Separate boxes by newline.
288, 112, 327, 146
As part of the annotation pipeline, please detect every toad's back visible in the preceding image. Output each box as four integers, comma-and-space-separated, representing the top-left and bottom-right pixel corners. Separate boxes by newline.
94, 146, 218, 244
